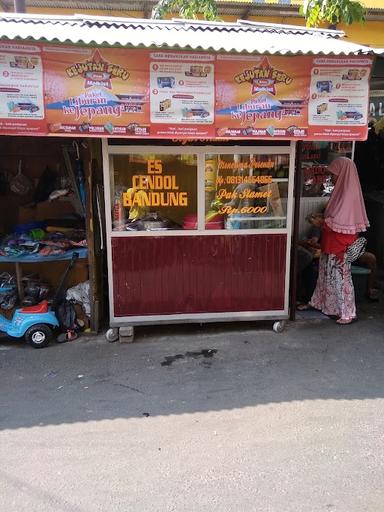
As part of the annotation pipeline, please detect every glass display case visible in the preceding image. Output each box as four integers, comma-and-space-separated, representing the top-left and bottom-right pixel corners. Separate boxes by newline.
108, 145, 293, 234
111, 153, 198, 231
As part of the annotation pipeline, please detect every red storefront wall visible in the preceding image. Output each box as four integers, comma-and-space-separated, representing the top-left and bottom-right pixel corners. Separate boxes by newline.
112, 234, 287, 317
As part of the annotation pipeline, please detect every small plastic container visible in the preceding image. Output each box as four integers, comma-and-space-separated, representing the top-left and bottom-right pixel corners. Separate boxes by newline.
183, 214, 224, 230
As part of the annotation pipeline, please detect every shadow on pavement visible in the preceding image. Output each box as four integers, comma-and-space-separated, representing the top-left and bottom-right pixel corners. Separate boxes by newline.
1, 307, 384, 430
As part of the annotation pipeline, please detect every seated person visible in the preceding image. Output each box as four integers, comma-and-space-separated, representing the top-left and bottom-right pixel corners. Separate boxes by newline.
298, 212, 380, 305
297, 213, 322, 305
299, 213, 322, 255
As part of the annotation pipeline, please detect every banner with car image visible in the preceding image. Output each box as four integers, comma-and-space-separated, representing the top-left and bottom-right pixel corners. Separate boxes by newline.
0, 41, 46, 135
149, 52, 215, 138
307, 57, 372, 140
0, 41, 373, 140
43, 45, 151, 137
43, 46, 215, 138
215, 54, 372, 140
215, 54, 312, 139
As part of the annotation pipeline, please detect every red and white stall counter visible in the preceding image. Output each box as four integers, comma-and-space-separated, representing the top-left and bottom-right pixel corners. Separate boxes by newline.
103, 140, 296, 340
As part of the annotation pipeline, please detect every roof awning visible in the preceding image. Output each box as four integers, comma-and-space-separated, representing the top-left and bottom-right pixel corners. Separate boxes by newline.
0, 14, 376, 56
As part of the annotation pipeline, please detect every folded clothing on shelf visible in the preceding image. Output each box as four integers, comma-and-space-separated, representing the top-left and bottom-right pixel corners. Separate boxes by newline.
0, 228, 87, 258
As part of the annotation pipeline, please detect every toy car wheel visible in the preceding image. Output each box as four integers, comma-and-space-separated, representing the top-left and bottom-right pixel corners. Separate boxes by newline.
25, 324, 52, 348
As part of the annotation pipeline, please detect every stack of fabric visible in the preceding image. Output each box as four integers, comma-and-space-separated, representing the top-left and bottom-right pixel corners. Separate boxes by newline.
0, 222, 87, 258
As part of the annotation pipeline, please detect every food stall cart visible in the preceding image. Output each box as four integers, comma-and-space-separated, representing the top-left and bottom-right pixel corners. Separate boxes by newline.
103, 140, 295, 339
0, 14, 375, 342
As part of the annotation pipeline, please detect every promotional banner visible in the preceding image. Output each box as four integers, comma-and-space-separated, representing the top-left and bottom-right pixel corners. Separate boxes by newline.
0, 41, 46, 135
307, 57, 372, 140
215, 54, 311, 138
301, 141, 352, 197
43, 45, 151, 137
215, 54, 372, 140
0, 41, 373, 141
149, 52, 215, 138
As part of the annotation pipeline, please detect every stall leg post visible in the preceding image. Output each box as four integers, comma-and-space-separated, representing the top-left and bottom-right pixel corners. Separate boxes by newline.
15, 262, 24, 302
119, 326, 134, 343
289, 141, 303, 321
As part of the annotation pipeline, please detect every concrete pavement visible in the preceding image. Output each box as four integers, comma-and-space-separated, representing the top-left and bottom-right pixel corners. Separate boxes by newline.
1, 312, 384, 511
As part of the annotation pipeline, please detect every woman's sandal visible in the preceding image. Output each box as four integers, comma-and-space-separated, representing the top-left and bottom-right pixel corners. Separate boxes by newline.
336, 318, 358, 325
296, 303, 313, 311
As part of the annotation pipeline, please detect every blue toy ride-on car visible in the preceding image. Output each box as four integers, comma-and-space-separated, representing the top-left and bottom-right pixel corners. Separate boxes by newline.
0, 300, 59, 348
0, 252, 79, 348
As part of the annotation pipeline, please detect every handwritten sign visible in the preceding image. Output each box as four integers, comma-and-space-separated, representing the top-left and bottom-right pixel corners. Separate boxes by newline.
216, 173, 273, 216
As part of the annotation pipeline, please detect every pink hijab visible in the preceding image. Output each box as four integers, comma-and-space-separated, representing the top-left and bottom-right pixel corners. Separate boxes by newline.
325, 157, 369, 234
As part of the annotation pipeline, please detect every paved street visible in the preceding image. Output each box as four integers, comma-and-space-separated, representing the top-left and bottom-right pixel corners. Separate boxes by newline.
1, 312, 384, 512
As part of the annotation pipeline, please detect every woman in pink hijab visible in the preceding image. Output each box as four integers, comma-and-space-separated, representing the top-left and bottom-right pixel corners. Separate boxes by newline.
310, 157, 369, 324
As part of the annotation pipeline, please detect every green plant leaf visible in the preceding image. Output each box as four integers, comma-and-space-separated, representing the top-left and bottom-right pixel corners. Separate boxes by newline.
301, 0, 366, 27
151, 0, 219, 21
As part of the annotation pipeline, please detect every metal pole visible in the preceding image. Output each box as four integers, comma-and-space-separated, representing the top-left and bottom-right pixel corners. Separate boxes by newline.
14, 0, 26, 13
289, 140, 303, 321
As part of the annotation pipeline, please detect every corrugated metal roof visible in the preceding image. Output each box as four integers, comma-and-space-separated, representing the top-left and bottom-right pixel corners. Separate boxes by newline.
1, 0, 384, 12
0, 13, 376, 55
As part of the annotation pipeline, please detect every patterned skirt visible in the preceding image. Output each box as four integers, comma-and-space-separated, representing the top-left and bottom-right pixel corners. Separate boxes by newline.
310, 253, 356, 321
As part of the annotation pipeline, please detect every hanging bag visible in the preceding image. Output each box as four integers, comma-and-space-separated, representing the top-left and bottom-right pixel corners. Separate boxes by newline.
345, 237, 367, 263
10, 160, 32, 196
